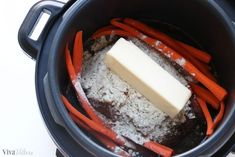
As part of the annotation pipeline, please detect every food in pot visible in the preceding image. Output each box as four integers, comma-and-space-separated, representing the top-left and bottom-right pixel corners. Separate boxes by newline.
61, 18, 227, 157
104, 38, 192, 118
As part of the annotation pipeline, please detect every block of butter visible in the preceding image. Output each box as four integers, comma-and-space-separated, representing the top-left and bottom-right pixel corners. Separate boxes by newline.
104, 38, 192, 118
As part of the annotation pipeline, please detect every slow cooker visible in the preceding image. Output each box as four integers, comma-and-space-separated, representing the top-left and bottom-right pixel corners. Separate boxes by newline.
18, 0, 235, 156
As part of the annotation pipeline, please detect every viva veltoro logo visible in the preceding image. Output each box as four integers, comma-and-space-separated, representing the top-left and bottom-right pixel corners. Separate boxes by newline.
2, 148, 33, 156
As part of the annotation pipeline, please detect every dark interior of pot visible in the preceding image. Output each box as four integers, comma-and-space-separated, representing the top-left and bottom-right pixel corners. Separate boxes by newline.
53, 0, 235, 156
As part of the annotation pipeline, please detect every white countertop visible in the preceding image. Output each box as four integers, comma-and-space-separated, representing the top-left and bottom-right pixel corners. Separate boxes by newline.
0, 1, 57, 156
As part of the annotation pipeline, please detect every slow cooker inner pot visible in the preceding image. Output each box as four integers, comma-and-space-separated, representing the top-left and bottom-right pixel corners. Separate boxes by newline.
55, 0, 235, 155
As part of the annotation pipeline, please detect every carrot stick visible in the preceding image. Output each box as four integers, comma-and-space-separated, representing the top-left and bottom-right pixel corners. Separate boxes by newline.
190, 83, 220, 110
211, 102, 225, 130
175, 40, 211, 63
196, 97, 214, 136
185, 62, 226, 101
110, 19, 227, 101
198, 67, 214, 81
65, 44, 104, 125
92, 29, 134, 39
123, 18, 211, 64
144, 141, 174, 157
70, 113, 131, 157
73, 31, 83, 75
65, 44, 77, 81
93, 25, 117, 36
61, 95, 126, 146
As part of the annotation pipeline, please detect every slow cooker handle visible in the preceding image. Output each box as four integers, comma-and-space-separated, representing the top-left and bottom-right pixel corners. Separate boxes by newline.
18, 0, 65, 60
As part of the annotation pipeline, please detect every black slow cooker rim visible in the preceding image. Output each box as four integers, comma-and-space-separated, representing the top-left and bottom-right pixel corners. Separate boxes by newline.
47, 0, 235, 156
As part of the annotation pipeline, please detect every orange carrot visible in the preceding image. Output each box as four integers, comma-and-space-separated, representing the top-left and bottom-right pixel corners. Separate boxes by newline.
65, 44, 77, 81
73, 31, 83, 75
144, 141, 174, 157
61, 95, 126, 146
110, 18, 227, 101
70, 113, 131, 157
211, 102, 225, 130
175, 40, 211, 63
199, 65, 217, 82
65, 44, 104, 125
123, 18, 211, 64
93, 25, 117, 36
197, 97, 214, 136
92, 29, 134, 39
185, 63, 226, 101
191, 83, 220, 110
